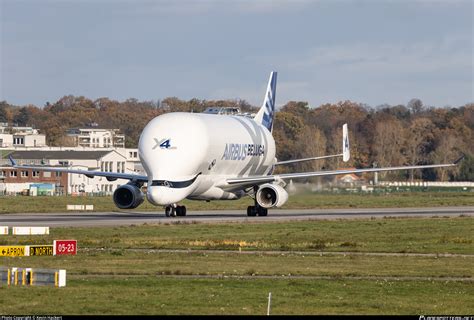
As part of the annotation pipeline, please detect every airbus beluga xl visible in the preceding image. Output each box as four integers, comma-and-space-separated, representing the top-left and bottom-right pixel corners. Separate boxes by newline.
9, 72, 463, 217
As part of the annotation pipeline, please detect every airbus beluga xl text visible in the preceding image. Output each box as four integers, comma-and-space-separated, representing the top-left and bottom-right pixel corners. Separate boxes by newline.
9, 72, 463, 217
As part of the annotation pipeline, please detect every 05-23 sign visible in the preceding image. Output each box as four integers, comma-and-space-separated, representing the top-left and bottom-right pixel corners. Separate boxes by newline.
53, 240, 77, 255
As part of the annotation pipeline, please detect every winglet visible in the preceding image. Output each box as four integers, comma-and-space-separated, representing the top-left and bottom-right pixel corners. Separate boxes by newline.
8, 155, 17, 167
453, 154, 465, 165
342, 123, 350, 162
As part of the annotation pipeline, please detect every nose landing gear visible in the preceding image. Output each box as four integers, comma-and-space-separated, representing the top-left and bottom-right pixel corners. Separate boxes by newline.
165, 204, 187, 217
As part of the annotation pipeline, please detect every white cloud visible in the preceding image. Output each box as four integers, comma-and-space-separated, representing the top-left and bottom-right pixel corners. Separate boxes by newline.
124, 0, 313, 16
241, 33, 472, 107
289, 35, 472, 76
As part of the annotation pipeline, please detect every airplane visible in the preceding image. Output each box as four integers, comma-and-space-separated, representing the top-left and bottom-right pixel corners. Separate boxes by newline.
9, 72, 463, 217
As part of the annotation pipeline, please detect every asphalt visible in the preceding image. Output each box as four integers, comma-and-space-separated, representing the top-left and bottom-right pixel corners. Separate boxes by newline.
0, 206, 473, 227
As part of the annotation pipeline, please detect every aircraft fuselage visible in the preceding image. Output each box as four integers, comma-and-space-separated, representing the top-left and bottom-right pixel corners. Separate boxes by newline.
138, 112, 276, 205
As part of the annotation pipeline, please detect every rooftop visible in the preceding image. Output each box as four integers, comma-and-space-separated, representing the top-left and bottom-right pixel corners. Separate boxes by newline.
7, 150, 113, 160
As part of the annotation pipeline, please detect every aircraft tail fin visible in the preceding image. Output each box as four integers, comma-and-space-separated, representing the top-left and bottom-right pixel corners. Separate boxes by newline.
254, 71, 277, 132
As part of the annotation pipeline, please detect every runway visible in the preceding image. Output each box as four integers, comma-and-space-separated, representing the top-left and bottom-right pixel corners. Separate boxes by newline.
1, 206, 473, 227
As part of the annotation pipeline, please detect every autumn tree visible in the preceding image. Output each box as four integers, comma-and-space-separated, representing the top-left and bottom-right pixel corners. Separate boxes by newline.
408, 98, 424, 114
0, 101, 9, 123
457, 153, 474, 181
373, 118, 405, 178
273, 111, 305, 172
0, 94, 472, 182
13, 107, 30, 126
403, 118, 436, 181
294, 126, 327, 172
43, 118, 65, 146
432, 129, 460, 181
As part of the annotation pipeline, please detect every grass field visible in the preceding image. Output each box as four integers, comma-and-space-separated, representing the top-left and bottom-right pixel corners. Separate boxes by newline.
0, 216, 473, 315
2, 277, 472, 315
0, 191, 473, 213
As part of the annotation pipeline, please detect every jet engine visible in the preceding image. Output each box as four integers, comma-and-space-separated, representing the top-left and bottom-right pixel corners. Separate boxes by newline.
256, 183, 288, 208
113, 183, 144, 209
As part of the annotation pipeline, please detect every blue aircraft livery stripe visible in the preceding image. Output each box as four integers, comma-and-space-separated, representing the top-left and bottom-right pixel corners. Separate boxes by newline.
262, 72, 277, 131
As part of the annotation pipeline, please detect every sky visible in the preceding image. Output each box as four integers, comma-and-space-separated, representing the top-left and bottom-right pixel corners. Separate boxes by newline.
0, 0, 472, 109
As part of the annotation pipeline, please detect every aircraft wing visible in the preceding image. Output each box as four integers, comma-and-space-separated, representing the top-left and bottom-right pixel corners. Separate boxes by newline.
224, 156, 464, 189
8, 156, 148, 182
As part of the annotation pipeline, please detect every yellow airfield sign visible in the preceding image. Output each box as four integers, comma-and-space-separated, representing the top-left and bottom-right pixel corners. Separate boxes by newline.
29, 245, 54, 256
0, 246, 26, 257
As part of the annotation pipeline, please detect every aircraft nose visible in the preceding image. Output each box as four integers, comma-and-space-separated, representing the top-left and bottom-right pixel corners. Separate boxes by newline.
146, 186, 189, 206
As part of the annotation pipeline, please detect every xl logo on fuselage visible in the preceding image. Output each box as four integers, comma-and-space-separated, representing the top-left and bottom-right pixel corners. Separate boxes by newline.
221, 143, 265, 161
152, 138, 177, 150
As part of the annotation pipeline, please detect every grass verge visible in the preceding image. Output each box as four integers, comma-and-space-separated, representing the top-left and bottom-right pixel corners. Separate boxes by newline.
1, 217, 472, 254
0, 217, 473, 315
0, 191, 473, 213
1, 278, 472, 315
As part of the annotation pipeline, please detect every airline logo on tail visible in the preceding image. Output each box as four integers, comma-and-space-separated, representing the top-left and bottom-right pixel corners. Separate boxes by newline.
255, 71, 277, 132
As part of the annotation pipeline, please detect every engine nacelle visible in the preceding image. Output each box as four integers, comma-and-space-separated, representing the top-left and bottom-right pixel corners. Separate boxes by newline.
113, 183, 144, 209
256, 183, 288, 208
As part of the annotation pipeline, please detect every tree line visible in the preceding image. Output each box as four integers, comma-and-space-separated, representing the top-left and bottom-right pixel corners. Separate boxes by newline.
0, 96, 472, 181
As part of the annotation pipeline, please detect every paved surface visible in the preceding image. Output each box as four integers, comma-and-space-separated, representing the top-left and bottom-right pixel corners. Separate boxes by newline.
1, 206, 473, 227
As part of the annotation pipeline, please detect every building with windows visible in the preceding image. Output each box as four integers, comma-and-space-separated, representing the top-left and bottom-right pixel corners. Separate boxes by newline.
0, 165, 68, 195
123, 147, 144, 174
0, 150, 130, 195
0, 123, 46, 148
66, 124, 125, 148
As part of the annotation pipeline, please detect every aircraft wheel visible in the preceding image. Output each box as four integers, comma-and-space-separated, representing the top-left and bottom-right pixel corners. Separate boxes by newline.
165, 206, 176, 217
176, 206, 187, 216
257, 207, 268, 216
247, 206, 257, 217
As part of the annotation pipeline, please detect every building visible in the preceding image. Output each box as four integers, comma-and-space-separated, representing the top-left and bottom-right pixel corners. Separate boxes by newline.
0, 123, 46, 148
0, 121, 141, 196
0, 150, 131, 195
336, 171, 366, 187
0, 165, 68, 195
122, 147, 144, 174
66, 124, 125, 148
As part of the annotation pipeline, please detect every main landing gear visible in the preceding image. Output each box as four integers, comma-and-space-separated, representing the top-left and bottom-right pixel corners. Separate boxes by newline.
246, 205, 268, 217
247, 186, 268, 217
165, 204, 187, 217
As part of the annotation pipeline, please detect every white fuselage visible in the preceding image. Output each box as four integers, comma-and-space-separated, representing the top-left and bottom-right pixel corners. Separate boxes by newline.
138, 113, 276, 205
